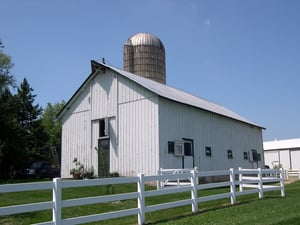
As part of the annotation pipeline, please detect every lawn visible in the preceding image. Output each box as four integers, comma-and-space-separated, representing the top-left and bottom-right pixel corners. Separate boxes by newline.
0, 179, 299, 225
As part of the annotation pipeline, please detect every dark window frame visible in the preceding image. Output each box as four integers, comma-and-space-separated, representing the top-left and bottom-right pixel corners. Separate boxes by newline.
227, 149, 233, 159
205, 146, 212, 157
99, 119, 105, 137
243, 152, 248, 160
168, 141, 174, 154
184, 142, 192, 156
257, 153, 261, 161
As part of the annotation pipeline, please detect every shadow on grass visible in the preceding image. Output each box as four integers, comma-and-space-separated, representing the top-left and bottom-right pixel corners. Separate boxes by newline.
146, 192, 286, 225
145, 200, 256, 225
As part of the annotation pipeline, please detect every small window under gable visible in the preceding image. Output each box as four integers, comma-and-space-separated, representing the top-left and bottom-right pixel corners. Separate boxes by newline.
99, 118, 109, 137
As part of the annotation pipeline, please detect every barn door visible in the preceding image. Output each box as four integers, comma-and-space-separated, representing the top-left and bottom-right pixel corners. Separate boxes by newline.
98, 137, 110, 177
182, 139, 194, 169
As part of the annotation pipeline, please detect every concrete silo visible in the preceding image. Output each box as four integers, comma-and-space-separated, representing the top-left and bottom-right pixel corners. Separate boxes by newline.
124, 32, 166, 84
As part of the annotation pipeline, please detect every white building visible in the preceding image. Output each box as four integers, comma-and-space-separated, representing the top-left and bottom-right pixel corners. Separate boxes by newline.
58, 60, 265, 178
264, 138, 300, 170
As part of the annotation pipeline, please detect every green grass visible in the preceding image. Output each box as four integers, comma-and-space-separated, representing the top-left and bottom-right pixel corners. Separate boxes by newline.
0, 180, 299, 225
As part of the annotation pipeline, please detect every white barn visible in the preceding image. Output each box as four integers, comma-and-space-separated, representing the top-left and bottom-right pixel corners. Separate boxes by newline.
264, 138, 300, 170
58, 60, 265, 178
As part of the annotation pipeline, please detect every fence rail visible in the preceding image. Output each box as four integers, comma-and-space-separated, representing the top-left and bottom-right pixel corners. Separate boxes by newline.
285, 170, 300, 180
0, 168, 285, 225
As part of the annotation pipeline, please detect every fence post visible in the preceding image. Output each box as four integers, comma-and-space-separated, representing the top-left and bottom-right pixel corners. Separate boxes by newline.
238, 167, 243, 192
190, 169, 198, 213
138, 173, 145, 225
176, 170, 180, 188
157, 168, 162, 190
258, 168, 263, 199
53, 178, 62, 225
279, 168, 285, 197
230, 168, 236, 205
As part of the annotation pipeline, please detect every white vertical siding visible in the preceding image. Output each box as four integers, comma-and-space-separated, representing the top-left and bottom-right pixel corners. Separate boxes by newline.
264, 151, 279, 168
265, 149, 300, 170
91, 120, 99, 172
279, 150, 290, 170
90, 71, 117, 120
291, 150, 300, 170
116, 76, 159, 176
61, 86, 92, 177
158, 98, 264, 171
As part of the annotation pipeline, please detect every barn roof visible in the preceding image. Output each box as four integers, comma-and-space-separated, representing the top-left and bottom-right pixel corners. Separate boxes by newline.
264, 138, 300, 150
58, 61, 264, 129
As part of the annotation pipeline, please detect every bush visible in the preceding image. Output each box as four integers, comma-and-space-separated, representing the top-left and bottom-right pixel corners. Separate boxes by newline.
70, 158, 94, 179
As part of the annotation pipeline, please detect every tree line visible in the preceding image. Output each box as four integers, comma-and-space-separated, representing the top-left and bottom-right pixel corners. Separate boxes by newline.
0, 46, 64, 179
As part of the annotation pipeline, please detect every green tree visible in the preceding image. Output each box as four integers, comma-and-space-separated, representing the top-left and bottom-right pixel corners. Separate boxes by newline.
41, 101, 65, 165
0, 88, 23, 177
0, 49, 15, 92
0, 48, 19, 178
15, 78, 48, 163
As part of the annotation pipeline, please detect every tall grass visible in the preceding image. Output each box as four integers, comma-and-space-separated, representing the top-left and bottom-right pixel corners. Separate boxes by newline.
0, 180, 298, 225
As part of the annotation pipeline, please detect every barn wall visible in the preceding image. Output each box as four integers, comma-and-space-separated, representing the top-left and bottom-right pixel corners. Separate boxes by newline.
61, 86, 92, 178
264, 151, 279, 168
291, 150, 300, 170
116, 76, 159, 176
264, 149, 300, 170
279, 150, 290, 170
158, 98, 264, 171
90, 71, 117, 120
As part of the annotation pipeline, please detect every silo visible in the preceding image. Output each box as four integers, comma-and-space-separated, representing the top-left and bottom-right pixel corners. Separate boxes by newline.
124, 32, 166, 84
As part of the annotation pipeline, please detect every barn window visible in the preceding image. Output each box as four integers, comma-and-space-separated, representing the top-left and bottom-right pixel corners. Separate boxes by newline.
243, 152, 248, 160
257, 153, 261, 161
227, 149, 233, 159
205, 146, 212, 157
168, 141, 174, 154
99, 118, 109, 137
251, 150, 258, 161
184, 142, 192, 156
99, 119, 105, 137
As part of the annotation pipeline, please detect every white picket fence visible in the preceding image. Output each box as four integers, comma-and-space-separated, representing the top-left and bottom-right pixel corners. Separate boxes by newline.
0, 167, 285, 225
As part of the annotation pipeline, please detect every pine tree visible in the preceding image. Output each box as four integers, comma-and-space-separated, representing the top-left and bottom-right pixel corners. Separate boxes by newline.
16, 78, 48, 163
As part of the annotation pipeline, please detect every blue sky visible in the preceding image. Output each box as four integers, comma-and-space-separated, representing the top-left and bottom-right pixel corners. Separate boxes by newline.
1, 0, 299, 141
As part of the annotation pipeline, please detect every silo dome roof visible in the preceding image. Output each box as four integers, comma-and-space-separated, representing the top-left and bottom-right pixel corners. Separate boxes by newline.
125, 32, 165, 50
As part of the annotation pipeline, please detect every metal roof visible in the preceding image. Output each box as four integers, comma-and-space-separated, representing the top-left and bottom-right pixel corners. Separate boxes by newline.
58, 60, 263, 129
105, 63, 263, 129
264, 138, 300, 150
125, 32, 165, 50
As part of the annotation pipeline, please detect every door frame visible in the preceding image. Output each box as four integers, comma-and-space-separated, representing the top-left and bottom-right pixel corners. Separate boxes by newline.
182, 138, 194, 169
98, 137, 110, 177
